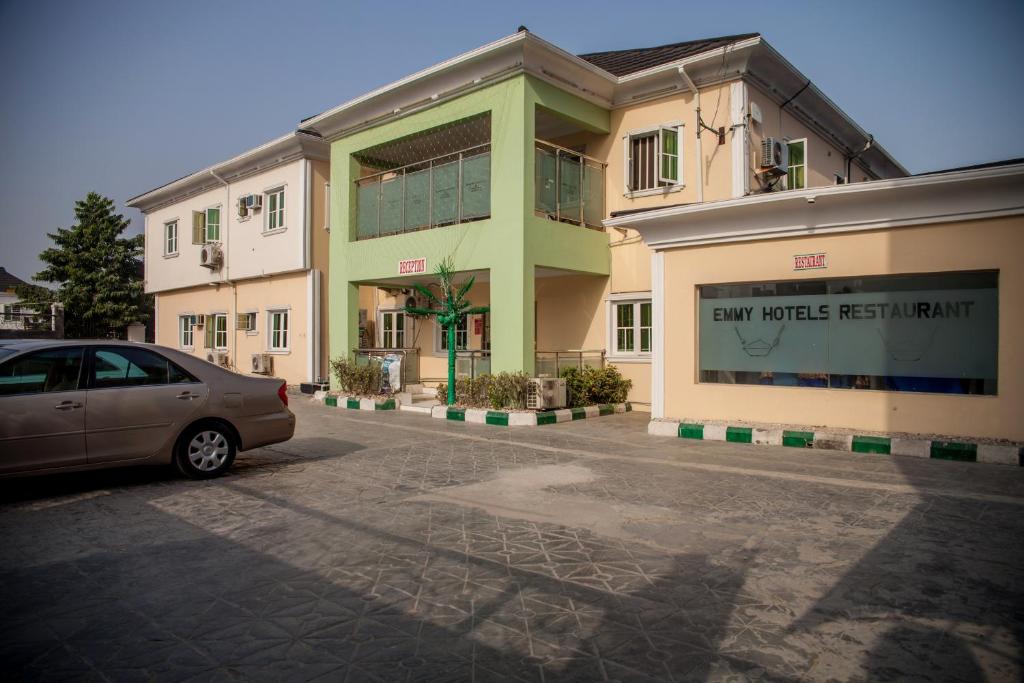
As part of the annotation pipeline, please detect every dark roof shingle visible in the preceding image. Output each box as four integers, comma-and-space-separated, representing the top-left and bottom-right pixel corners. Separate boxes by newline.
0, 267, 28, 291
578, 33, 760, 77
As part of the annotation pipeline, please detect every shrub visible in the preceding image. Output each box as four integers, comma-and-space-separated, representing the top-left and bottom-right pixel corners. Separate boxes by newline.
488, 371, 530, 410
559, 365, 631, 406
330, 357, 384, 396
560, 366, 583, 408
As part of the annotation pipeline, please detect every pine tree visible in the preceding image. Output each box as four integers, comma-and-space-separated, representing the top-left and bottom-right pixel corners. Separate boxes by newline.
31, 192, 146, 338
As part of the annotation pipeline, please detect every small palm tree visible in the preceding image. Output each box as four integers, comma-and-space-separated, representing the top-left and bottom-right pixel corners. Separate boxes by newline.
405, 257, 489, 406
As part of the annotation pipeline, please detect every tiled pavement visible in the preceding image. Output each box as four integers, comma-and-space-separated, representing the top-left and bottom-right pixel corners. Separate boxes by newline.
1, 399, 1022, 682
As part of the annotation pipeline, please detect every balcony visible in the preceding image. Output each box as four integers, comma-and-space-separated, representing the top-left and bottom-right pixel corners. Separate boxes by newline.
534, 140, 605, 230
354, 113, 491, 240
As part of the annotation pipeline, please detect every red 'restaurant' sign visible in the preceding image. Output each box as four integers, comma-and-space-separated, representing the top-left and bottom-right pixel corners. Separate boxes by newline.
793, 253, 827, 270
398, 258, 427, 275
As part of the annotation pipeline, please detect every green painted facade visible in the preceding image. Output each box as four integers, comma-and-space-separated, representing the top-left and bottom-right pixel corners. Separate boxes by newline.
328, 74, 611, 377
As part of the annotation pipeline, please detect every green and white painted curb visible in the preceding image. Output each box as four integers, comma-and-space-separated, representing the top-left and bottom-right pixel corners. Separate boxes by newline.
431, 403, 631, 426
322, 395, 396, 411
649, 420, 1022, 466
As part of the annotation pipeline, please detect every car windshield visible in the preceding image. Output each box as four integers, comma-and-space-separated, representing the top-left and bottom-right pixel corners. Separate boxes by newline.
0, 348, 17, 361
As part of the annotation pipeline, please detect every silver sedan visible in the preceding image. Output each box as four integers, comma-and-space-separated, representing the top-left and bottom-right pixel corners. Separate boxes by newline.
0, 340, 295, 479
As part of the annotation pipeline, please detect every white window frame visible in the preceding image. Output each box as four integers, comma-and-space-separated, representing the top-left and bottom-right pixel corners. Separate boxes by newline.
264, 187, 286, 233
435, 316, 468, 355
178, 314, 194, 349
379, 310, 407, 349
268, 309, 289, 352
213, 313, 228, 350
623, 123, 684, 197
205, 206, 221, 243
606, 295, 652, 360
786, 138, 807, 191
164, 220, 178, 257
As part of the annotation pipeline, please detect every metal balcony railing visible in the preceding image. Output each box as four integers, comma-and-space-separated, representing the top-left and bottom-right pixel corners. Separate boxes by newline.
355, 144, 491, 240
454, 350, 490, 380
534, 350, 606, 378
534, 140, 606, 230
353, 348, 421, 387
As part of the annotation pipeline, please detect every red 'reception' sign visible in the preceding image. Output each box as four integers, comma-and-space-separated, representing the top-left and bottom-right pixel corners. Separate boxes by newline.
793, 253, 827, 270
398, 257, 427, 275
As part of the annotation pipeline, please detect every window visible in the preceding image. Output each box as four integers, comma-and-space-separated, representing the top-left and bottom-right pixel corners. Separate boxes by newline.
192, 207, 221, 244
0, 347, 84, 395
204, 314, 228, 349
438, 315, 468, 352
611, 300, 652, 356
626, 125, 682, 192
266, 187, 285, 231
698, 271, 998, 394
380, 311, 406, 349
164, 220, 178, 255
787, 139, 806, 190
206, 207, 220, 242
268, 310, 289, 351
179, 315, 195, 348
237, 312, 256, 333
90, 347, 194, 389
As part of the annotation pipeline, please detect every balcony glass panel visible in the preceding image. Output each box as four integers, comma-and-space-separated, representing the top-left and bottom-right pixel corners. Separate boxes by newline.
357, 183, 379, 239
379, 176, 403, 236
461, 151, 491, 220
533, 140, 606, 230
404, 168, 430, 230
558, 154, 581, 219
432, 159, 459, 226
535, 147, 557, 214
583, 163, 605, 227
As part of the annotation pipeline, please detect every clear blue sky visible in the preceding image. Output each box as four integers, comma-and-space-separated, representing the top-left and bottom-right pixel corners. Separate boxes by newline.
1, 0, 1021, 281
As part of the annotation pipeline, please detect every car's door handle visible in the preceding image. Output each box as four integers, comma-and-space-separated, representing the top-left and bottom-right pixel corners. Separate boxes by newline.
176, 392, 200, 400
54, 401, 83, 410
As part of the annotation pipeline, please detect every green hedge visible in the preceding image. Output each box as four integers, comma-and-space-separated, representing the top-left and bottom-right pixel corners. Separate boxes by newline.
330, 357, 383, 396
560, 365, 631, 408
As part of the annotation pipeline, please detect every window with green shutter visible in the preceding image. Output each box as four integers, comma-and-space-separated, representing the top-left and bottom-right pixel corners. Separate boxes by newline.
205, 207, 221, 242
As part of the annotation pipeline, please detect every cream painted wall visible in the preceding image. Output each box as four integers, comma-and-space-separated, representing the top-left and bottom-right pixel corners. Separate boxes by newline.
309, 159, 331, 379
746, 83, 868, 190
609, 231, 651, 294
613, 361, 651, 410
535, 274, 605, 352
145, 158, 311, 293
155, 270, 314, 386
660, 216, 1024, 441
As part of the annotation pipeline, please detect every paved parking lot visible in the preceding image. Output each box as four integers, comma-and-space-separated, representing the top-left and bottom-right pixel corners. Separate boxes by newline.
2, 398, 1022, 682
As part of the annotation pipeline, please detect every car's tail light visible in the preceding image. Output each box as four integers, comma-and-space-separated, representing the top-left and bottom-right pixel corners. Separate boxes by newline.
277, 382, 288, 407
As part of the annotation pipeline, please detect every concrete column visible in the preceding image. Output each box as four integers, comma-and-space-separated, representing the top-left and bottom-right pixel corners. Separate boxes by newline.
489, 259, 534, 376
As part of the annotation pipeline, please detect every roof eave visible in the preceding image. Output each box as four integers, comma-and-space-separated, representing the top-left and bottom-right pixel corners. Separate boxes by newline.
127, 132, 328, 211
604, 162, 1024, 247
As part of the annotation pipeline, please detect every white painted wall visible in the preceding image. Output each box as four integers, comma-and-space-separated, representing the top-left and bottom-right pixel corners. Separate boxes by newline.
144, 159, 308, 293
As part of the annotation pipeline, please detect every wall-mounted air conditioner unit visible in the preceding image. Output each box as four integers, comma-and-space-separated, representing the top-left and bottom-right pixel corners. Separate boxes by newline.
245, 194, 263, 209
760, 137, 789, 172
194, 314, 206, 327
526, 377, 567, 410
251, 353, 272, 374
200, 243, 223, 269
206, 351, 229, 367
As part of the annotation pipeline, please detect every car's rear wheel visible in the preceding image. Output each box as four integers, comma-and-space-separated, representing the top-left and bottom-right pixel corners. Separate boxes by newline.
175, 423, 237, 479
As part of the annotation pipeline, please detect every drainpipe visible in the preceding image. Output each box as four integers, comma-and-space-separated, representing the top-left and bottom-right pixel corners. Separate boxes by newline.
845, 135, 874, 184
209, 170, 237, 370
678, 67, 703, 204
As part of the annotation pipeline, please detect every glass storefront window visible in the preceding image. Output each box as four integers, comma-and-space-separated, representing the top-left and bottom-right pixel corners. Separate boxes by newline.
698, 271, 998, 395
